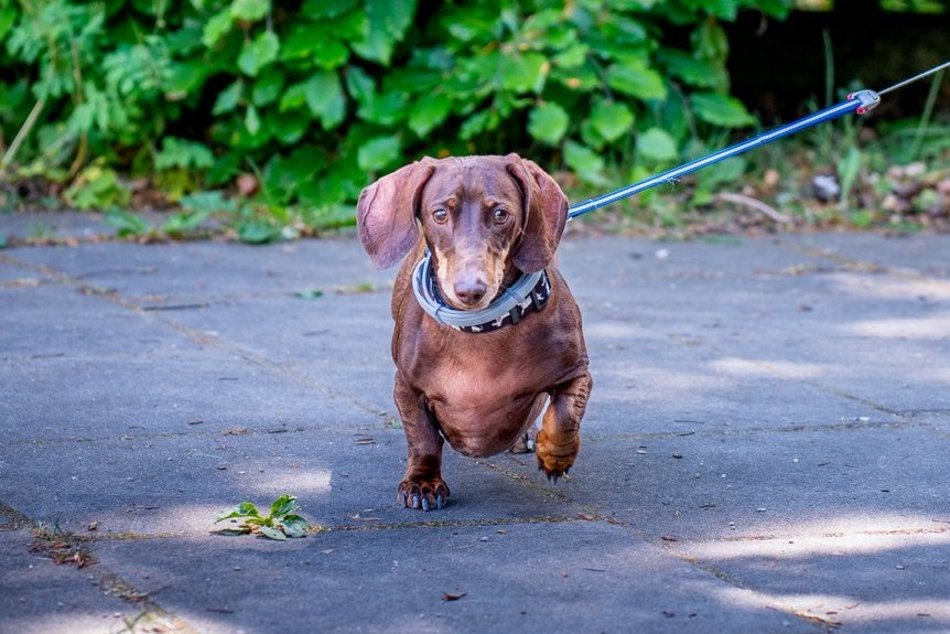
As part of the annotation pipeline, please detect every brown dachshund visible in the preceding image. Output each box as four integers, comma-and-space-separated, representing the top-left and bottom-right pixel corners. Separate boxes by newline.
357, 154, 591, 511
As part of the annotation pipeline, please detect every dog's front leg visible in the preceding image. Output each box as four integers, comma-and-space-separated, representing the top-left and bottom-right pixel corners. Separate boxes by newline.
394, 371, 450, 510
536, 371, 592, 482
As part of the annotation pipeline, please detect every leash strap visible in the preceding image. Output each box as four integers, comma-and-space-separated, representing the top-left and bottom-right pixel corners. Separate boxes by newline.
568, 60, 948, 220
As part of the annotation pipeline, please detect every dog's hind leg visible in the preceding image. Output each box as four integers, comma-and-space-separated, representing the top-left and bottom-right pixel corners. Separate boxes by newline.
509, 393, 548, 454
535, 372, 592, 482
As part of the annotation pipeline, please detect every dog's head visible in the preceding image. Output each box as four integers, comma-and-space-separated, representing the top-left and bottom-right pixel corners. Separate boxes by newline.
357, 154, 568, 310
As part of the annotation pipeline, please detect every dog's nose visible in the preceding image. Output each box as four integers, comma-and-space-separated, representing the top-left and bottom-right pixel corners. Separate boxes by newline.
454, 278, 487, 306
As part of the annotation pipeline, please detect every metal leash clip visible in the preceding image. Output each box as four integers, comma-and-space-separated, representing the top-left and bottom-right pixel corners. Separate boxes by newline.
848, 89, 881, 115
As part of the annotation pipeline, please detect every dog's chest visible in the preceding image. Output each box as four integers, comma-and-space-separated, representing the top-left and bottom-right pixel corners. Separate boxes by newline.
423, 360, 526, 407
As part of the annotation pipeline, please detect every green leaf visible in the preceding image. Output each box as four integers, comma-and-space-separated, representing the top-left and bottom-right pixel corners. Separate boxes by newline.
105, 209, 151, 238
258, 525, 287, 540
636, 128, 679, 163
238, 31, 280, 76
213, 81, 242, 115
606, 61, 667, 101
180, 190, 237, 214
295, 289, 324, 299
238, 219, 282, 244
527, 102, 569, 146
314, 38, 349, 70
155, 138, 214, 170
304, 71, 346, 129
245, 105, 261, 135
202, 9, 232, 48
303, 204, 357, 228
230, 0, 270, 22
279, 82, 307, 111
268, 110, 310, 145
270, 494, 299, 517
500, 52, 547, 93
691, 20, 728, 62
252, 72, 284, 106
459, 110, 494, 140
357, 90, 407, 126
216, 501, 260, 522
357, 135, 401, 172
301, 0, 358, 19
552, 43, 587, 69
279, 516, 309, 538
0, 6, 18, 41
695, 156, 746, 191
683, 0, 738, 20
351, 0, 416, 65
563, 141, 606, 185
690, 92, 755, 127
345, 66, 375, 107
589, 101, 634, 143
408, 93, 452, 136
162, 209, 211, 238
65, 165, 131, 211
657, 50, 726, 88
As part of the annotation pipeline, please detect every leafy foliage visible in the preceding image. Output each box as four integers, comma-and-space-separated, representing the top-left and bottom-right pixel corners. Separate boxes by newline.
0, 0, 793, 232
215, 494, 310, 540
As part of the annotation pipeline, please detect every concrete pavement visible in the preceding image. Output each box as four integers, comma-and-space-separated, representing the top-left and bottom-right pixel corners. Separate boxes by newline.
1, 215, 948, 633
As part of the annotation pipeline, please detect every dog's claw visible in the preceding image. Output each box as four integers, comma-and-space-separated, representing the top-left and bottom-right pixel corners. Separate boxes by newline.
421, 497, 430, 512
411, 494, 421, 509
436, 494, 445, 509
397, 491, 408, 507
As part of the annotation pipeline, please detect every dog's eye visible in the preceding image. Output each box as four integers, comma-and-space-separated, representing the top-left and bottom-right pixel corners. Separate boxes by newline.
493, 208, 509, 224
432, 209, 448, 223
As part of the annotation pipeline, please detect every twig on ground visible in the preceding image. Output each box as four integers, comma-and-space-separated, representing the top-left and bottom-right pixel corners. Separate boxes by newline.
713, 191, 793, 224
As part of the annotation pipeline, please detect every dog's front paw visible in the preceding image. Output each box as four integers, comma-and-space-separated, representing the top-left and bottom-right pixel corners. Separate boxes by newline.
535, 428, 579, 483
397, 477, 450, 511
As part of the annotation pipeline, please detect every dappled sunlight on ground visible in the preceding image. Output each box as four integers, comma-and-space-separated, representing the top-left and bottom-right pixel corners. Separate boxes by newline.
709, 357, 829, 380
828, 272, 950, 301
687, 514, 950, 560
0, 614, 135, 634
245, 467, 333, 497
711, 585, 949, 629
844, 314, 950, 340
595, 364, 731, 402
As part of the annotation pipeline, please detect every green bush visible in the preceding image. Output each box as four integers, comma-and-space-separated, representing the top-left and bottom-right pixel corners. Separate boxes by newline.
0, 0, 793, 224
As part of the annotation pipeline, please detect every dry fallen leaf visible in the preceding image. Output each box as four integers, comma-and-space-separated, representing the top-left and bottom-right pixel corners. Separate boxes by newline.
442, 592, 467, 602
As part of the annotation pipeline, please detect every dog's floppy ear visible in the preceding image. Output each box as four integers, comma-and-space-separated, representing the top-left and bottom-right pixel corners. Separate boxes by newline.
505, 154, 568, 273
357, 157, 437, 269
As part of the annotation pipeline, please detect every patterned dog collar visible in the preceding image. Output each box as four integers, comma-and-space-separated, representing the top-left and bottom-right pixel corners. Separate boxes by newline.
410, 251, 551, 334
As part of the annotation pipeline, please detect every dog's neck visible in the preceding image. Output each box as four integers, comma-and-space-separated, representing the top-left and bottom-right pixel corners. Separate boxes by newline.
411, 250, 551, 335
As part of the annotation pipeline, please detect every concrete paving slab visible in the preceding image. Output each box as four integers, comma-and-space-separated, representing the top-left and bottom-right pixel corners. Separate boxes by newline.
2, 227, 949, 633
515, 424, 950, 541
786, 233, 950, 279
0, 351, 373, 441
0, 425, 580, 537
0, 529, 144, 634
0, 283, 208, 360
681, 528, 950, 632
92, 521, 818, 634
6, 239, 393, 300
0, 211, 116, 242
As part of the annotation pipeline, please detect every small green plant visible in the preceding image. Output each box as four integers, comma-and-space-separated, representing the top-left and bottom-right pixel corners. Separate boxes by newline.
214, 494, 309, 540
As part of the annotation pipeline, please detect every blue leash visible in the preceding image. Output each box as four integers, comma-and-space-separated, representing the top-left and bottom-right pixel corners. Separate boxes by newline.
567, 60, 949, 220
